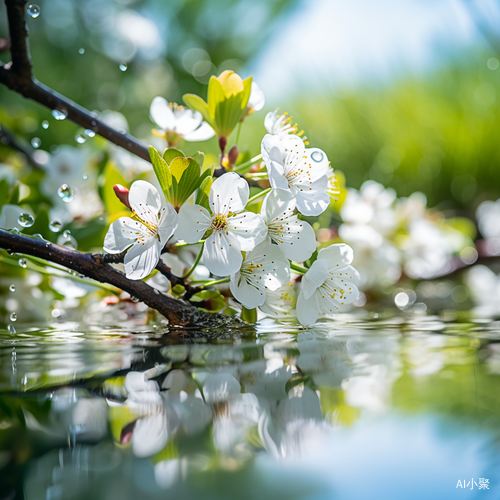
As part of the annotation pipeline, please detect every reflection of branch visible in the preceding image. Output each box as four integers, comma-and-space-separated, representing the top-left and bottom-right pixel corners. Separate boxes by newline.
0, 0, 150, 162
0, 229, 207, 326
0, 124, 41, 169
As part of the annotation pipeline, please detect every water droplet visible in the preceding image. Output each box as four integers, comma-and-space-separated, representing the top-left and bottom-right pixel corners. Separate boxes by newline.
119, 63, 128, 72
91, 120, 97, 126
18, 213, 34, 228
31, 137, 41, 148
75, 134, 86, 144
9, 285, 15, 292
33, 233, 44, 240
10, 313, 17, 322
10, 227, 20, 235
131, 296, 140, 303
27, 4, 40, 18
311, 150, 324, 163
8, 325, 16, 334
22, 375, 28, 385
41, 120, 49, 129
78, 48, 85, 55
84, 129, 95, 138
57, 184, 74, 202
49, 220, 62, 232
63, 229, 71, 238
62, 240, 76, 250
51, 108, 68, 121
82, 174, 88, 180
18, 258, 27, 268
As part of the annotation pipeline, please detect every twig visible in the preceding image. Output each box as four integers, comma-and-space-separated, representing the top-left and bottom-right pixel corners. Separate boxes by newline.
0, 0, 151, 162
0, 124, 42, 169
0, 229, 205, 326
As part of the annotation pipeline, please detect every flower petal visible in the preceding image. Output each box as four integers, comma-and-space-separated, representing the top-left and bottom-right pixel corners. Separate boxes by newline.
202, 231, 242, 276
230, 270, 266, 308
296, 291, 320, 326
183, 122, 215, 142
175, 204, 211, 244
249, 82, 265, 111
150, 97, 176, 131
227, 212, 267, 251
173, 108, 203, 135
278, 218, 316, 262
209, 172, 249, 215
301, 259, 328, 299
129, 180, 162, 226
104, 217, 147, 253
157, 202, 178, 245
293, 176, 330, 216
261, 188, 295, 223
318, 243, 354, 269
124, 237, 161, 280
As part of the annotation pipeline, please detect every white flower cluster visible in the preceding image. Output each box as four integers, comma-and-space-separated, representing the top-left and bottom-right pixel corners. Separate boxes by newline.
104, 107, 360, 326
338, 181, 472, 289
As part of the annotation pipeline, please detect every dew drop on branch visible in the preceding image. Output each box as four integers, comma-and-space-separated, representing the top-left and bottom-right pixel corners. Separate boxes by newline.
18, 213, 34, 228
31, 137, 41, 148
63, 230, 71, 238
8, 325, 16, 334
119, 63, 128, 72
9, 285, 15, 292
51, 108, 68, 121
10, 313, 17, 322
27, 4, 40, 18
57, 184, 74, 202
41, 120, 49, 129
18, 258, 27, 268
84, 129, 95, 138
75, 134, 86, 144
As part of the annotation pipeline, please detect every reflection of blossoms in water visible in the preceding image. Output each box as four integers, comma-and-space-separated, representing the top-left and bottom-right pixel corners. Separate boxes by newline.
465, 265, 500, 317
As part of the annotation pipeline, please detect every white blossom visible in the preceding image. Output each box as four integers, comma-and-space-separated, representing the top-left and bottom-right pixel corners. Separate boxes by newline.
175, 172, 267, 276
259, 282, 297, 318
264, 109, 300, 139
230, 241, 290, 309
104, 181, 178, 280
261, 188, 316, 262
262, 134, 331, 216
150, 96, 215, 142
248, 82, 265, 112
296, 244, 360, 326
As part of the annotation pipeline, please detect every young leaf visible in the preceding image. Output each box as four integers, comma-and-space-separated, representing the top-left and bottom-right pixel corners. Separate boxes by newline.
163, 148, 185, 165
149, 146, 173, 202
195, 176, 212, 210
183, 94, 212, 125
241, 306, 257, 324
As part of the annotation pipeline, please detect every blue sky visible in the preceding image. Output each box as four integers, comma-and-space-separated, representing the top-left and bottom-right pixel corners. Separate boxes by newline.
252, 0, 499, 101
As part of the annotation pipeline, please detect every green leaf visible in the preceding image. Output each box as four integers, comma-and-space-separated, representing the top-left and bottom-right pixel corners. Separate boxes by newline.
241, 306, 257, 324
192, 151, 205, 169
190, 290, 226, 312
163, 148, 185, 165
102, 161, 128, 217
170, 157, 202, 208
195, 176, 212, 210
149, 146, 173, 203
7, 182, 20, 205
183, 94, 212, 124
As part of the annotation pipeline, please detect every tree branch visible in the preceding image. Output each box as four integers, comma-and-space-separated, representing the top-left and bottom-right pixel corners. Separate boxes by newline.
0, 0, 151, 162
0, 229, 207, 326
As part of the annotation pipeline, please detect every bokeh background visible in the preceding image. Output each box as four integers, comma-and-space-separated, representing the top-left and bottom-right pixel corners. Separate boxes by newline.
1, 0, 500, 320
2, 0, 500, 210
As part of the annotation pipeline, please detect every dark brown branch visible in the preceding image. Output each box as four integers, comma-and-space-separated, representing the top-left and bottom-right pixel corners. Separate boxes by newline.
0, 0, 151, 162
0, 229, 206, 326
0, 124, 42, 169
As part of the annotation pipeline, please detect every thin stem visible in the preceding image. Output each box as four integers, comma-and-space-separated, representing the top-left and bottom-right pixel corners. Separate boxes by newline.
173, 240, 205, 248
182, 242, 204, 279
247, 187, 271, 206
233, 154, 262, 173
290, 263, 309, 275
198, 277, 230, 287
235, 121, 242, 147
